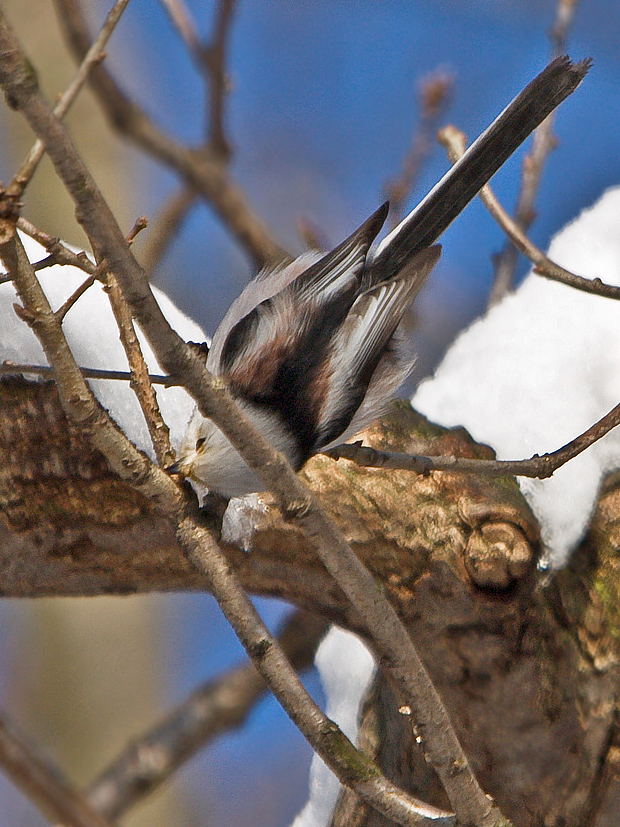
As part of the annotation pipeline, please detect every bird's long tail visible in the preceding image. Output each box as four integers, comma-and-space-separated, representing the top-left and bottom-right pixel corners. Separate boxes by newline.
366, 55, 591, 285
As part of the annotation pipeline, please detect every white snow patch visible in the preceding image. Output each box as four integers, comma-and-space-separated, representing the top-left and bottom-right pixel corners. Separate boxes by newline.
291, 627, 376, 827
0, 232, 207, 455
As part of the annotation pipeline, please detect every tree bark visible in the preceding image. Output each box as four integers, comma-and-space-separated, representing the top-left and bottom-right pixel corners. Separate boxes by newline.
1, 374, 619, 826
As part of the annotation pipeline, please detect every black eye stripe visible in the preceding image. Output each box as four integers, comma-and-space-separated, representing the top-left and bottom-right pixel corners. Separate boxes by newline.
195, 437, 206, 451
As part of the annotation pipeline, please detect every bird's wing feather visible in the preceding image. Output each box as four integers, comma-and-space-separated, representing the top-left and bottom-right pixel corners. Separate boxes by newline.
214, 202, 390, 390
314, 246, 440, 448
292, 201, 389, 301
217, 294, 295, 393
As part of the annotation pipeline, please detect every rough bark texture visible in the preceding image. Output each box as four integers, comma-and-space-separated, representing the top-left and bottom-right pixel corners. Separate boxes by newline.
1, 375, 619, 826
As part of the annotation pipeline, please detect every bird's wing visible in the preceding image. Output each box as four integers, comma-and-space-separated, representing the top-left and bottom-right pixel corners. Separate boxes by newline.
214, 202, 390, 390
313, 246, 440, 449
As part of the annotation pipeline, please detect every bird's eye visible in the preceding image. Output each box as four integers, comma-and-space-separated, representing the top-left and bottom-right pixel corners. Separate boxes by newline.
195, 437, 206, 451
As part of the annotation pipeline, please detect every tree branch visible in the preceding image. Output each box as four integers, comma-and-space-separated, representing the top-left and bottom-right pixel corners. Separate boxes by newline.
4, 0, 131, 203
104, 268, 174, 467
0, 360, 172, 385
15, 217, 96, 275
386, 69, 453, 229
203, 0, 238, 159
488, 0, 580, 305
139, 186, 197, 274
86, 610, 328, 819
159, 0, 238, 159
1, 203, 451, 827
324, 395, 620, 480
0, 711, 115, 827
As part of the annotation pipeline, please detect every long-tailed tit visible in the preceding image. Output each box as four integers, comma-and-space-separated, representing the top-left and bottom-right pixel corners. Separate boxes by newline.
172, 56, 589, 499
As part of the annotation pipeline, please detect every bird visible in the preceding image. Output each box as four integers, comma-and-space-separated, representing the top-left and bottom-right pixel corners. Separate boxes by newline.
171, 56, 590, 499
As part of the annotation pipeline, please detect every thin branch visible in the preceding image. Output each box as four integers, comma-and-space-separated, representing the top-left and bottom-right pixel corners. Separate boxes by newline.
52, 0, 287, 269
488, 0, 580, 306
125, 215, 149, 244
87, 610, 329, 819
157, 0, 203, 64
0, 20, 473, 824
0, 360, 173, 385
104, 269, 174, 466
0, 219, 451, 827
15, 217, 97, 274
439, 126, 620, 300
158, 0, 238, 158
386, 69, 453, 229
296, 214, 329, 251
203, 0, 238, 159
0, 711, 115, 827
4, 0, 131, 203
550, 0, 581, 51
100, 214, 174, 468
140, 186, 197, 274
55, 269, 100, 322
325, 399, 620, 480
20, 212, 173, 463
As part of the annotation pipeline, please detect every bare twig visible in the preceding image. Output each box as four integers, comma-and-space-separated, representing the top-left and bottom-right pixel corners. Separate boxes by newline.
158, 0, 203, 63
0, 711, 115, 827
126, 215, 148, 244
4, 0, 131, 202
55, 270, 100, 322
550, 0, 581, 58
203, 0, 238, 159
0, 20, 477, 824
87, 610, 329, 819
0, 218, 451, 827
105, 269, 174, 466
439, 126, 620, 300
53, 0, 286, 269
325, 399, 620, 480
1, 360, 173, 385
15, 217, 97, 275
297, 214, 329, 251
488, 0, 580, 306
159, 0, 238, 158
386, 69, 453, 229
140, 187, 197, 274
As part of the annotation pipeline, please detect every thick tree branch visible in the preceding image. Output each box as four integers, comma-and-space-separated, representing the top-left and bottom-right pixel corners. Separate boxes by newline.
0, 207, 450, 827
